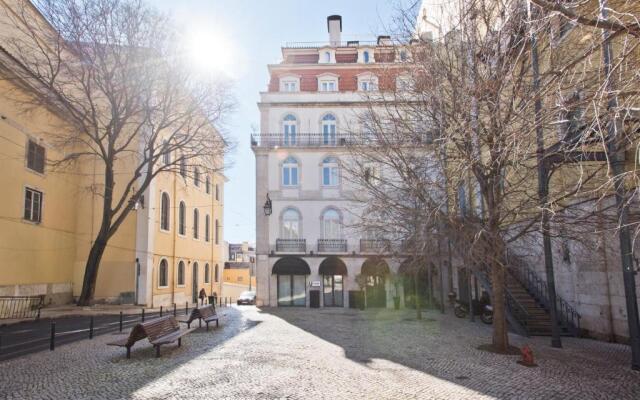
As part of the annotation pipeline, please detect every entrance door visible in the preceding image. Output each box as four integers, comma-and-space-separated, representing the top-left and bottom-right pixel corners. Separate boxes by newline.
323, 275, 344, 307
192, 263, 199, 304
278, 275, 307, 306
366, 275, 386, 308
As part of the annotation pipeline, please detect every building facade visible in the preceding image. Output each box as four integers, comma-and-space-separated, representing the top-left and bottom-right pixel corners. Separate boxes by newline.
253, 16, 419, 309
0, 0, 225, 308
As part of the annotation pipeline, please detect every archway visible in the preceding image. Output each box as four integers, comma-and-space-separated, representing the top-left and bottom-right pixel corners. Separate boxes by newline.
361, 257, 389, 308
273, 257, 310, 307
398, 257, 429, 309
319, 256, 347, 307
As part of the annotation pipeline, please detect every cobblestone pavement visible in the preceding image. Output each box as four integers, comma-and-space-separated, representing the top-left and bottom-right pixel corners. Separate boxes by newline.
1, 306, 639, 399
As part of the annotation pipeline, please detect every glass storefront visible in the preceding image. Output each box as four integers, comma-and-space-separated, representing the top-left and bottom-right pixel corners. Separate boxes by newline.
323, 275, 344, 307
278, 275, 306, 306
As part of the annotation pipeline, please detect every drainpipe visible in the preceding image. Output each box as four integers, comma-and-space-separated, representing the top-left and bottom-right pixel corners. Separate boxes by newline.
171, 169, 177, 305
597, 201, 616, 342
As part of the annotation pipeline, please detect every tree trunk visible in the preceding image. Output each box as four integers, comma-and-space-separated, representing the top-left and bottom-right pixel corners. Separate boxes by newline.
491, 260, 509, 352
414, 270, 422, 320
77, 232, 109, 306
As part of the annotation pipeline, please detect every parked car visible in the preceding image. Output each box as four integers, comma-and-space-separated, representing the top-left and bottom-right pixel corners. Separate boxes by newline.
237, 291, 256, 305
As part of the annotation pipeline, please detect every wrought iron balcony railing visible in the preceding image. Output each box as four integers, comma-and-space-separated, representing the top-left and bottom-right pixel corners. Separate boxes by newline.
318, 239, 348, 253
360, 239, 392, 253
276, 239, 306, 253
251, 132, 436, 149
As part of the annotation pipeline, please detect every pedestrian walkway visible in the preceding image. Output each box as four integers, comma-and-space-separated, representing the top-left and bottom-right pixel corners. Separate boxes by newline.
0, 306, 638, 399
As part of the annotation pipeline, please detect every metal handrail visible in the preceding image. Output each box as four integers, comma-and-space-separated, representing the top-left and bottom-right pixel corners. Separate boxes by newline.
250, 133, 436, 148
0, 295, 44, 319
474, 269, 529, 336
509, 263, 581, 335
360, 239, 391, 253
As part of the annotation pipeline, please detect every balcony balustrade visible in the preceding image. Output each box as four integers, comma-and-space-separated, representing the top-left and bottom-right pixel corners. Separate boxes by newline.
250, 132, 435, 149
360, 239, 392, 254
317, 239, 348, 253
276, 238, 306, 253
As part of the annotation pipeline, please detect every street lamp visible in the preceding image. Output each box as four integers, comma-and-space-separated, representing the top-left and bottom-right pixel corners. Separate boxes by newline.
263, 193, 272, 216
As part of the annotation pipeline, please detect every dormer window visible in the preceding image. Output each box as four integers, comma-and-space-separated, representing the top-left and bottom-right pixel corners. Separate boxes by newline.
363, 51, 370, 63
319, 48, 335, 64
358, 48, 375, 64
357, 73, 378, 92
279, 75, 300, 92
324, 51, 331, 63
317, 73, 339, 92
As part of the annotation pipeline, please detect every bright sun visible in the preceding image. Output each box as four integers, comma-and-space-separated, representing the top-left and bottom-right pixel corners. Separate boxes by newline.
185, 28, 234, 76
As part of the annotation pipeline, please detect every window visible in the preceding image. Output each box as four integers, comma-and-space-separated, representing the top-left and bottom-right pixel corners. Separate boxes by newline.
206, 176, 211, 194
205, 214, 210, 242
215, 219, 220, 244
365, 164, 380, 186
324, 51, 331, 63
361, 80, 376, 91
205, 263, 210, 283
282, 208, 300, 239
282, 156, 299, 186
24, 187, 42, 223
358, 74, 378, 92
321, 114, 337, 145
177, 261, 185, 286
396, 75, 412, 92
214, 264, 219, 282
319, 80, 336, 92
162, 140, 171, 165
27, 139, 45, 173
194, 167, 200, 186
215, 184, 219, 201
457, 183, 467, 216
193, 208, 199, 239
399, 50, 407, 61
321, 209, 342, 239
283, 81, 297, 92
283, 114, 297, 145
179, 201, 186, 235
160, 192, 170, 230
179, 158, 186, 178
363, 50, 370, 63
322, 156, 339, 186
158, 259, 168, 287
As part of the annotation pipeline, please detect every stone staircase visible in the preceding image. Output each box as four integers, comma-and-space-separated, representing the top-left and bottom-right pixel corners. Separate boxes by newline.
505, 274, 553, 336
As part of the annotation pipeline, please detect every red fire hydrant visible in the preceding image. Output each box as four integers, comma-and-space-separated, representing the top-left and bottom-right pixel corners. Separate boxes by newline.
517, 345, 537, 367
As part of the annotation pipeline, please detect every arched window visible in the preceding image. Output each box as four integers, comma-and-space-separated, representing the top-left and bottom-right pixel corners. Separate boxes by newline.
179, 157, 186, 178
283, 114, 297, 145
321, 208, 342, 239
193, 208, 199, 239
214, 264, 219, 282
282, 208, 300, 239
204, 214, 210, 242
457, 183, 467, 216
215, 219, 220, 244
179, 201, 186, 235
206, 176, 211, 194
322, 114, 337, 145
215, 184, 219, 201
324, 51, 331, 63
177, 261, 185, 286
205, 263, 210, 283
282, 156, 299, 186
363, 50, 370, 63
160, 192, 170, 231
158, 259, 168, 287
322, 156, 339, 186
194, 167, 200, 186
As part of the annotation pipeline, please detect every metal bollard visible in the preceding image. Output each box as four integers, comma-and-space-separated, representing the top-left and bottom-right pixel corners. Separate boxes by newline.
50, 321, 56, 351
142, 308, 145, 322
173, 303, 177, 317
185, 302, 188, 315
89, 316, 94, 339
0, 334, 3, 354
219, 297, 222, 307
119, 311, 123, 332
160, 306, 163, 317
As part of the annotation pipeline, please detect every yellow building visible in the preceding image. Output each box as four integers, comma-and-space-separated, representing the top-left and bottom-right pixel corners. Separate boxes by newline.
0, 0, 225, 307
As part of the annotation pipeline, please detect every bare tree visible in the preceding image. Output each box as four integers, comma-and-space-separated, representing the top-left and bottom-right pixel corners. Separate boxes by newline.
2, 0, 234, 305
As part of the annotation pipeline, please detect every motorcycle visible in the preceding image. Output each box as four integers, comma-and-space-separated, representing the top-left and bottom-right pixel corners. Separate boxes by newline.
454, 300, 493, 325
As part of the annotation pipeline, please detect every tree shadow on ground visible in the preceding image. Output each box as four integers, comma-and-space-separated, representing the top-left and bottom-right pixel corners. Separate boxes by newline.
259, 307, 639, 399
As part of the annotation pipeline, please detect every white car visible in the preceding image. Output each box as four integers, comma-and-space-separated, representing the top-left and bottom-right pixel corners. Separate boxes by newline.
237, 291, 256, 305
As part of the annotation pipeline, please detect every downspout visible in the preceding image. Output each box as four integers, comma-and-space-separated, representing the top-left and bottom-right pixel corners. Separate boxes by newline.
597, 200, 616, 342
171, 170, 177, 305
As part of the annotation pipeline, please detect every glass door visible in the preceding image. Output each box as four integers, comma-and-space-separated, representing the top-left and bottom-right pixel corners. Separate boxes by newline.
292, 275, 306, 306
323, 275, 344, 307
278, 275, 307, 306
278, 275, 292, 306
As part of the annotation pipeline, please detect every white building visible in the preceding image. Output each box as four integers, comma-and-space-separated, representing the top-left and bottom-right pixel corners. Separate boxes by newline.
252, 16, 417, 309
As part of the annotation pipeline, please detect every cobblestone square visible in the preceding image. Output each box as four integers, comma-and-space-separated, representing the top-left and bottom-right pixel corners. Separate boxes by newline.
1, 306, 638, 399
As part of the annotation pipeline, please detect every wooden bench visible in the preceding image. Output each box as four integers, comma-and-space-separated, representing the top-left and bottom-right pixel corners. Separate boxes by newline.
180, 304, 219, 331
107, 315, 196, 358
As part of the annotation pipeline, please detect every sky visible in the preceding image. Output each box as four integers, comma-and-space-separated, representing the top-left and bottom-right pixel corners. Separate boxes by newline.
154, 0, 403, 244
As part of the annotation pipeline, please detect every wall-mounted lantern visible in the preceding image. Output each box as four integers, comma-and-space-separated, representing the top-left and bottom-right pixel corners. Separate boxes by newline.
263, 193, 272, 216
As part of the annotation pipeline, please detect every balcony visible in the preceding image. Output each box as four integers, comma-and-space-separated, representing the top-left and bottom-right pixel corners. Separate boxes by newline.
251, 133, 353, 149
276, 239, 306, 253
360, 239, 391, 254
317, 239, 348, 253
